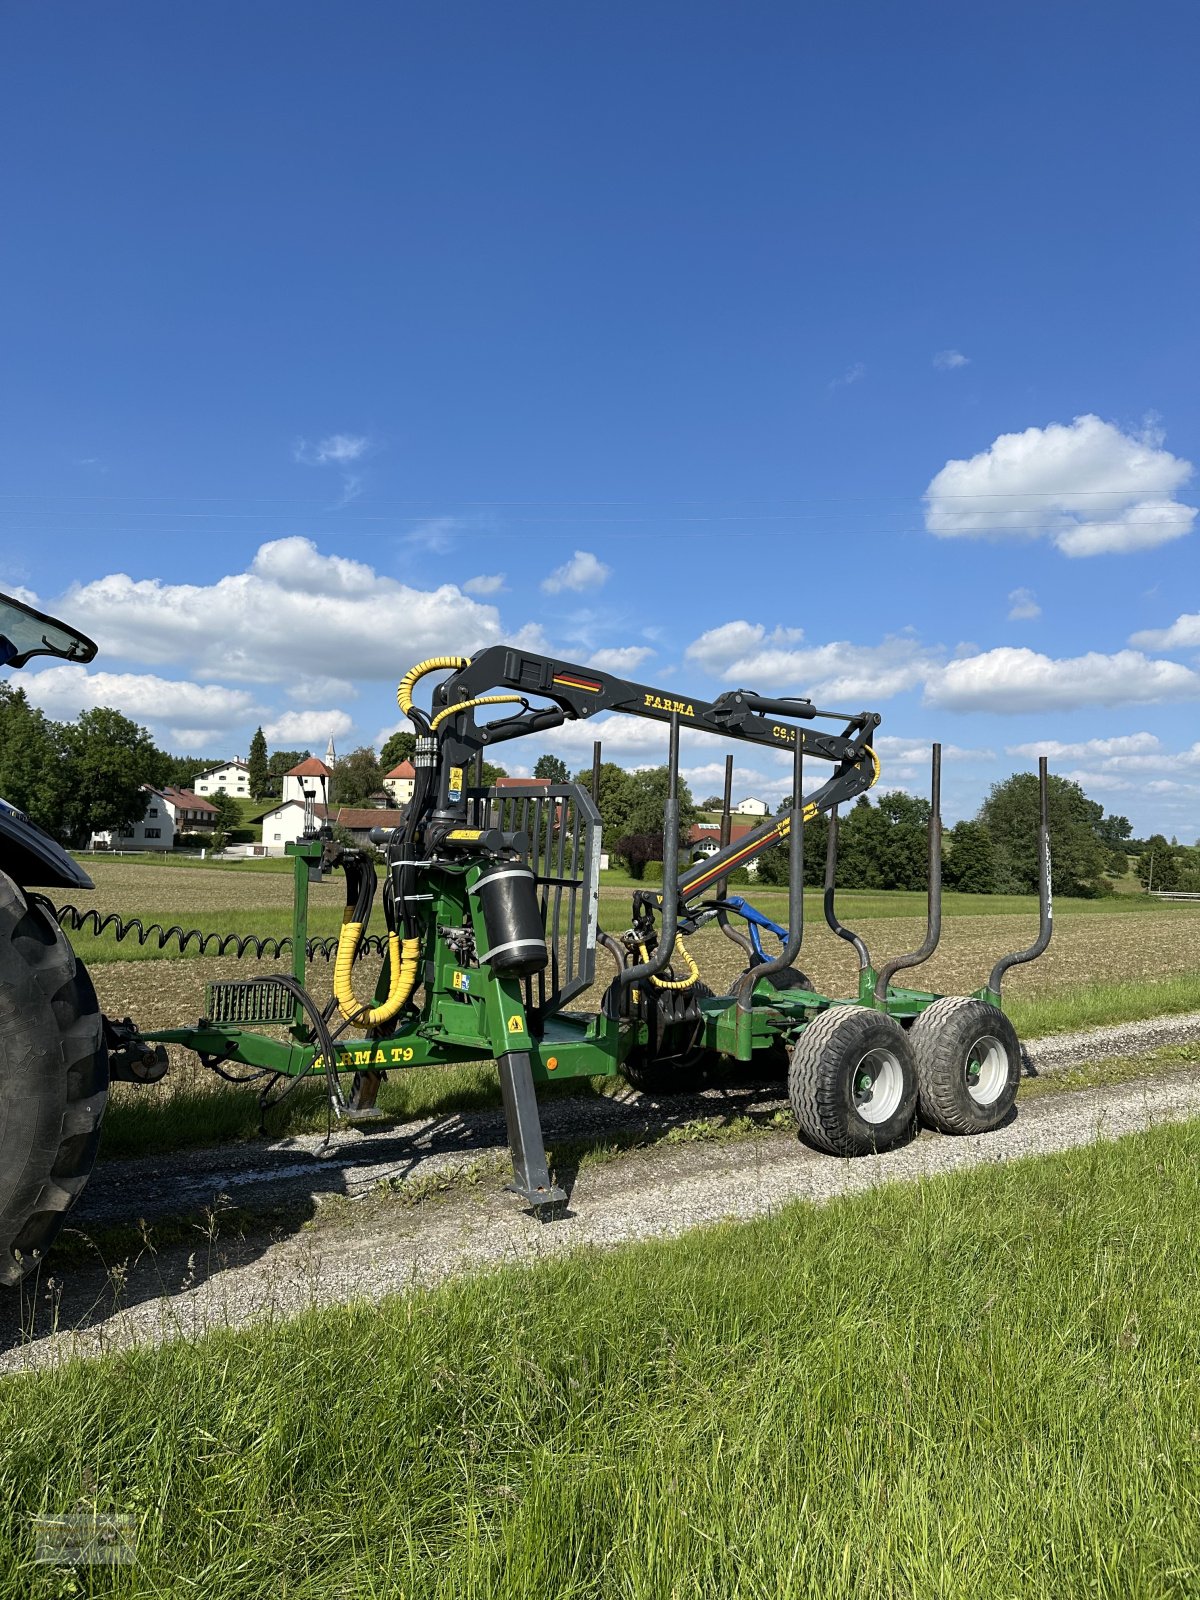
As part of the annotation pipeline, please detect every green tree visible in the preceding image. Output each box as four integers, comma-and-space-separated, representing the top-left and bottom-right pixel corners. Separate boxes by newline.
754, 808, 829, 887
60, 707, 164, 843
533, 753, 569, 784
332, 747, 382, 806
979, 772, 1107, 897
205, 786, 241, 852
574, 761, 634, 841
266, 749, 310, 797
1137, 835, 1179, 891
0, 683, 68, 836
610, 767, 697, 875
379, 729, 417, 771
247, 726, 269, 798
834, 791, 931, 891
943, 819, 996, 894
1094, 811, 1133, 850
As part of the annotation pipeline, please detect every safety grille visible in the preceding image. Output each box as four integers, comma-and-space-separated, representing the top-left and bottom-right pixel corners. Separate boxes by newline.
205, 980, 297, 1026
466, 781, 601, 1016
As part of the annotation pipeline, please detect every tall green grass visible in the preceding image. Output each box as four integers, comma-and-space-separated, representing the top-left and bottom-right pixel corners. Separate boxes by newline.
6, 1121, 1200, 1596
1008, 972, 1200, 1037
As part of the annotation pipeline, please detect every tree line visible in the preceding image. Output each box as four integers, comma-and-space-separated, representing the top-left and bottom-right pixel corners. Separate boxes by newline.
0, 682, 1177, 896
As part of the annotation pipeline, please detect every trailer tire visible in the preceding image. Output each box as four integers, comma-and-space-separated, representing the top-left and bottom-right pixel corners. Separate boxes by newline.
0, 873, 108, 1286
788, 1006, 917, 1156
910, 996, 1020, 1135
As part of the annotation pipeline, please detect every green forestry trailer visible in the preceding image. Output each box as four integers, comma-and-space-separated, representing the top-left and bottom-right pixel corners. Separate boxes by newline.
0, 598, 1051, 1282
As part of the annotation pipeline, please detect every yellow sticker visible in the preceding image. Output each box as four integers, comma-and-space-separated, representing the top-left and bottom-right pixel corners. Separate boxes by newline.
446, 829, 482, 841
448, 765, 464, 800
507, 1015, 524, 1034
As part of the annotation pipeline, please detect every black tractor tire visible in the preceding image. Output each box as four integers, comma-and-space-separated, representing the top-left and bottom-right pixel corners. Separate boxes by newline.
605, 975, 716, 1094
909, 996, 1021, 1135
788, 1005, 918, 1156
0, 873, 108, 1286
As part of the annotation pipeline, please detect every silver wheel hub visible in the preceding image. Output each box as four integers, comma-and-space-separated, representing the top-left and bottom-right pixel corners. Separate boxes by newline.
852, 1046, 905, 1125
964, 1033, 1008, 1105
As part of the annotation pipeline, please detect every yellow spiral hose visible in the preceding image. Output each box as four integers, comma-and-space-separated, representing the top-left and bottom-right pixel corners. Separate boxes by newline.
429, 694, 525, 732
334, 920, 421, 1027
396, 656, 468, 716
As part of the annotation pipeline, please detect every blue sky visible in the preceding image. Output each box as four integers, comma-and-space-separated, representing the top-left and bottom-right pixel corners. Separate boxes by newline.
2, 1, 1198, 834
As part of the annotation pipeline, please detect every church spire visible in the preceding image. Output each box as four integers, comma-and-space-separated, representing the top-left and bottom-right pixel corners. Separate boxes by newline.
325, 733, 337, 768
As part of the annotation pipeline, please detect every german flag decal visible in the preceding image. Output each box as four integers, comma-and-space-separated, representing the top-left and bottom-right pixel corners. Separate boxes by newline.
552, 671, 602, 694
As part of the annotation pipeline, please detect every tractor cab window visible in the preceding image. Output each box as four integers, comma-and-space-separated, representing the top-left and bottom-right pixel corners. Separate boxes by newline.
0, 590, 97, 670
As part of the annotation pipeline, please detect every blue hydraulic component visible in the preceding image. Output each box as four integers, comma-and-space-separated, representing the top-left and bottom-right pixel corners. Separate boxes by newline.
720, 895, 790, 963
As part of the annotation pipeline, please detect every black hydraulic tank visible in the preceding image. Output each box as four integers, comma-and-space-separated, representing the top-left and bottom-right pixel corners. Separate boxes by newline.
474, 862, 548, 976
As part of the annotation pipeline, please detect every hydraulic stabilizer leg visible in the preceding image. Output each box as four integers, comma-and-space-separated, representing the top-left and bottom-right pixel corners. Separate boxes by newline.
497, 1050, 566, 1208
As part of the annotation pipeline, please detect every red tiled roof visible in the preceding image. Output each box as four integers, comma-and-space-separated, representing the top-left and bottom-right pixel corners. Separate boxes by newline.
286, 757, 331, 778
316, 805, 407, 830
162, 788, 217, 814
384, 760, 416, 778
686, 819, 758, 845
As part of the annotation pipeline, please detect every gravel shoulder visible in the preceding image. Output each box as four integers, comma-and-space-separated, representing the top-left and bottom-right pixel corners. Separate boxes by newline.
5, 1010, 1200, 1371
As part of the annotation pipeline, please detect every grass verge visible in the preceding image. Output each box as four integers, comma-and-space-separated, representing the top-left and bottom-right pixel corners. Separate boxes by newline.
6, 1119, 1200, 1596
1008, 972, 1200, 1037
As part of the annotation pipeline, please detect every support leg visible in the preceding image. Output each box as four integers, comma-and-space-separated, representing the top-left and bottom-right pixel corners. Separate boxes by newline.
497, 1050, 566, 1207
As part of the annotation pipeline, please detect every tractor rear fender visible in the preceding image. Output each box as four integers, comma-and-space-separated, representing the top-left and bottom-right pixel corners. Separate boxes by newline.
0, 798, 93, 891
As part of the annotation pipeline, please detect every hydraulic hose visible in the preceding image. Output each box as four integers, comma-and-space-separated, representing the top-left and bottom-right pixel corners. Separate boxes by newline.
334, 923, 421, 1027
641, 934, 701, 991
429, 694, 525, 732
397, 657, 469, 724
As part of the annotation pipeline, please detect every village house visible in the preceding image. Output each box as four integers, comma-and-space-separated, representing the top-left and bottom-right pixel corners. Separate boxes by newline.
281, 757, 332, 806
161, 788, 218, 833
733, 796, 770, 818
191, 759, 251, 797
382, 759, 416, 806
90, 786, 175, 852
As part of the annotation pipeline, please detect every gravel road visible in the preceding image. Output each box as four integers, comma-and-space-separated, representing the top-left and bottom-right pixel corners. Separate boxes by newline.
4, 1010, 1200, 1371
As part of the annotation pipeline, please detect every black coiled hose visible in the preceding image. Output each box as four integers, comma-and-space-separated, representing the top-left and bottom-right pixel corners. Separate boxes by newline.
50, 904, 387, 961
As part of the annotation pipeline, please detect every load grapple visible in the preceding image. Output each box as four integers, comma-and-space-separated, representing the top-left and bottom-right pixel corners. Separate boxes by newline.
0, 601, 1052, 1280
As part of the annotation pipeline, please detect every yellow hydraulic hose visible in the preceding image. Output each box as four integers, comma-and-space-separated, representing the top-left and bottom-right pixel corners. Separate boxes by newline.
429, 695, 525, 732
397, 656, 468, 716
640, 934, 702, 991
335, 920, 421, 1027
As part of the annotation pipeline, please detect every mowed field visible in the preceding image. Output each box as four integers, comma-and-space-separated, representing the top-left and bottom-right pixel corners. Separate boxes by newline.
61, 859, 1200, 1155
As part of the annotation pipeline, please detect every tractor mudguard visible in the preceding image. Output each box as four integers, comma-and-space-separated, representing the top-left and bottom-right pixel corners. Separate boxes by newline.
0, 798, 93, 891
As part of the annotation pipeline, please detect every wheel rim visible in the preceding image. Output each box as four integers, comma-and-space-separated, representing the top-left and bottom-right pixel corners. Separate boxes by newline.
852, 1046, 905, 1124
964, 1033, 1008, 1105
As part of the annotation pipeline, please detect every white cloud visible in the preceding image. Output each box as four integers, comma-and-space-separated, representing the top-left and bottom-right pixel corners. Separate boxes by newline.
1007, 587, 1041, 621
463, 573, 507, 596
933, 349, 970, 370
1130, 611, 1200, 651
926, 647, 1200, 712
1006, 732, 1162, 762
58, 538, 509, 685
406, 516, 462, 554
829, 362, 865, 390
587, 645, 655, 674
293, 433, 370, 466
924, 415, 1196, 556
541, 550, 611, 595
685, 620, 934, 702
261, 708, 354, 745
22, 664, 259, 742
285, 675, 357, 705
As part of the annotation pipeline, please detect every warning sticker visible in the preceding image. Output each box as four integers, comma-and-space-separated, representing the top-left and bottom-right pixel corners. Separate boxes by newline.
507, 1015, 524, 1034
448, 765, 464, 802
452, 970, 471, 992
